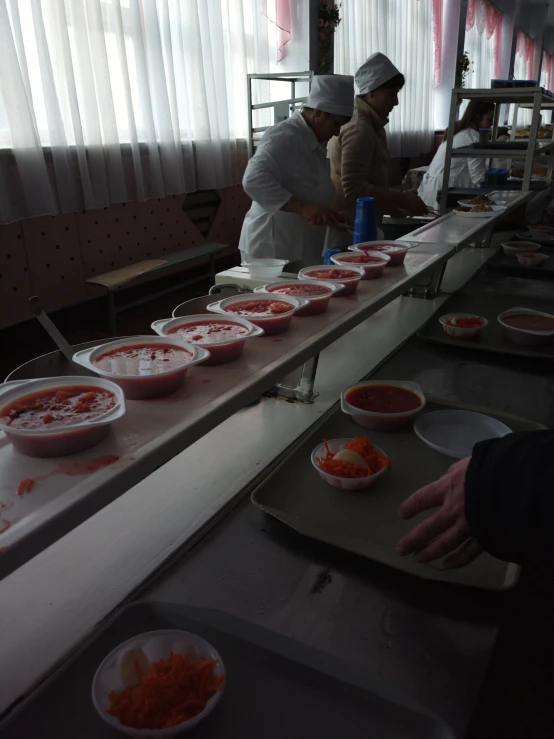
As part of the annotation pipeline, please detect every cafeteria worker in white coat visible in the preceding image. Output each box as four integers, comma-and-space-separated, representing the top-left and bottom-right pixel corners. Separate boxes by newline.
239, 75, 354, 271
418, 100, 495, 208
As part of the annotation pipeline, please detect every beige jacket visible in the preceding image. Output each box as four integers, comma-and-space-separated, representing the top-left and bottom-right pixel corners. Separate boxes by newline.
328, 96, 390, 225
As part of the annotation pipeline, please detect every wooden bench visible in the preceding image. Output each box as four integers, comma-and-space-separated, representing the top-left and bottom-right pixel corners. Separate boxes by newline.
86, 242, 226, 335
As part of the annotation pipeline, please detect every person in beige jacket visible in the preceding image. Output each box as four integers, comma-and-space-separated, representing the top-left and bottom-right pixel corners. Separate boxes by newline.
327, 53, 427, 246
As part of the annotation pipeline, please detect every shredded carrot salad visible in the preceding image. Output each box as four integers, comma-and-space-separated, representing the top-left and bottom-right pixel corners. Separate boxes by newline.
317, 437, 391, 479
107, 652, 224, 729
446, 316, 482, 328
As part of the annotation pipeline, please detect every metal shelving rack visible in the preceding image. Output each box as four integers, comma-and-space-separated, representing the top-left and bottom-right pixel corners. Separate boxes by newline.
439, 87, 554, 214
247, 71, 313, 157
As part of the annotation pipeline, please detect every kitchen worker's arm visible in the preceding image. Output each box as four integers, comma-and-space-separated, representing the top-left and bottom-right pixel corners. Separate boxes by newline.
396, 431, 554, 568
467, 154, 487, 187
242, 140, 345, 226
339, 125, 427, 216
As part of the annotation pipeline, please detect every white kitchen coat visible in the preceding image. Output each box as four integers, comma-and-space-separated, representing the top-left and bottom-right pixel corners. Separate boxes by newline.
418, 128, 486, 208
239, 111, 335, 264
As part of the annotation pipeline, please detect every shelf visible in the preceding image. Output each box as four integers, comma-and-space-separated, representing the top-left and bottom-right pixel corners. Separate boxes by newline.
452, 141, 554, 158
0, 249, 453, 580
452, 87, 554, 104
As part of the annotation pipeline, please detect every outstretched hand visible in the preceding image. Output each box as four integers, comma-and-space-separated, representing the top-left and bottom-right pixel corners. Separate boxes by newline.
396, 457, 483, 569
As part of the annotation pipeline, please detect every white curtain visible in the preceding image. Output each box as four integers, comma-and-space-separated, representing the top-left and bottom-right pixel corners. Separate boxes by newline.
334, 0, 434, 158
464, 22, 495, 89
512, 35, 534, 127
0, 0, 276, 224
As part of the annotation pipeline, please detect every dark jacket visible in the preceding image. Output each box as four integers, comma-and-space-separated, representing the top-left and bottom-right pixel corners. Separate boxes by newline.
465, 431, 554, 565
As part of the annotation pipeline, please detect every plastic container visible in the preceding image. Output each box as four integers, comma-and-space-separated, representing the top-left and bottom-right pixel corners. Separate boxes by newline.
485, 168, 509, 186
502, 240, 541, 256
349, 241, 411, 266
527, 224, 554, 234
240, 258, 289, 280
298, 264, 365, 296
331, 251, 390, 279
479, 128, 492, 145
341, 381, 426, 431
151, 315, 263, 365
73, 337, 209, 400
353, 196, 377, 244
439, 313, 488, 339
311, 438, 389, 491
0, 376, 126, 457
516, 252, 549, 267
498, 307, 554, 346
254, 280, 339, 316
92, 629, 225, 738
206, 292, 308, 336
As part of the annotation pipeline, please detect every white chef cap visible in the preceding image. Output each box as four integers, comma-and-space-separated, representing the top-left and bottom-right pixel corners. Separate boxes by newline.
355, 52, 402, 95
306, 75, 355, 117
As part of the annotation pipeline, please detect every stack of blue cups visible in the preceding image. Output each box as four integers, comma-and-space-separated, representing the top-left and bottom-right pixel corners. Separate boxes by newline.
353, 196, 377, 245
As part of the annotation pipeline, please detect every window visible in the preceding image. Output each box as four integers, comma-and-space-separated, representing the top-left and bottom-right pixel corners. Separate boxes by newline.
464, 0, 502, 89
512, 30, 535, 127
334, 0, 435, 158
540, 51, 552, 93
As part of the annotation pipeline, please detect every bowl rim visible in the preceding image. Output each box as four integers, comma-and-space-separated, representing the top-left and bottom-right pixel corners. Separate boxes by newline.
153, 314, 263, 345
207, 291, 306, 317
310, 437, 389, 485
348, 240, 412, 253
341, 380, 426, 419
254, 278, 340, 300
515, 252, 549, 262
331, 251, 391, 266
502, 240, 542, 251
497, 307, 554, 336
298, 264, 365, 280
91, 628, 225, 737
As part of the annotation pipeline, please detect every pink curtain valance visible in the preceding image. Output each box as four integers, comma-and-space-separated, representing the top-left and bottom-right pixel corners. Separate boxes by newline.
276, 0, 291, 63
466, 0, 503, 78
516, 29, 535, 68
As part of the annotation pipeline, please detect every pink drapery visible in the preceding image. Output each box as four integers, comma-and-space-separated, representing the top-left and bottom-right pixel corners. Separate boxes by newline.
543, 51, 553, 92
276, 0, 291, 63
432, 0, 443, 86
516, 29, 535, 75
466, 0, 503, 78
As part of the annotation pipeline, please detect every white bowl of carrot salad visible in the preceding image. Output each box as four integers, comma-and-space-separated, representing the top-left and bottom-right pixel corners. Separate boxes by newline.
92, 629, 225, 737
311, 437, 390, 491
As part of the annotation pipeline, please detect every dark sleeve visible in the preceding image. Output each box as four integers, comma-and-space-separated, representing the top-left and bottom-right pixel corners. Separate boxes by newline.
465, 431, 554, 565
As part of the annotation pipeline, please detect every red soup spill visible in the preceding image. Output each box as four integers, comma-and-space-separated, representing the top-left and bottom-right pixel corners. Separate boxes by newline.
0, 386, 117, 431
168, 320, 248, 344
224, 300, 291, 316
94, 344, 192, 376
503, 313, 554, 332
346, 385, 422, 414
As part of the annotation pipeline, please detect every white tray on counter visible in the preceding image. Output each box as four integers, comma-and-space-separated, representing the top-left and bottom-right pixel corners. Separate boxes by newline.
0, 250, 451, 579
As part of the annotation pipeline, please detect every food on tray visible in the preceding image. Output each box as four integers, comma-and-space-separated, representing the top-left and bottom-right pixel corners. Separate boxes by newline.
94, 343, 192, 376
454, 206, 470, 212
317, 437, 390, 479
345, 384, 422, 414
502, 312, 554, 332
0, 385, 117, 430
514, 127, 551, 139
305, 268, 360, 280
467, 195, 490, 205
445, 316, 483, 328
510, 165, 548, 178
224, 299, 292, 316
107, 652, 224, 730
470, 203, 493, 212
168, 320, 249, 345
268, 283, 331, 298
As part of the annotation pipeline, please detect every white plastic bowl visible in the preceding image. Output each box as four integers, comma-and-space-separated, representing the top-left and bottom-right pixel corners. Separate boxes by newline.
151, 314, 263, 365
311, 437, 389, 491
240, 258, 289, 280
254, 279, 339, 316
0, 376, 125, 457
439, 313, 488, 339
298, 265, 365, 296
206, 292, 308, 335
73, 336, 210, 399
348, 241, 412, 266
498, 307, 554, 345
341, 381, 426, 431
331, 251, 390, 279
516, 252, 549, 267
502, 240, 541, 256
527, 224, 554, 235
92, 629, 225, 738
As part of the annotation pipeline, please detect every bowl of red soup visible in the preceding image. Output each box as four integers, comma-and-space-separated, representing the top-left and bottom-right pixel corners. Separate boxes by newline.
341, 381, 426, 431
73, 337, 209, 399
152, 315, 263, 365
502, 240, 541, 257
0, 376, 125, 457
254, 280, 339, 316
331, 251, 390, 279
206, 292, 307, 335
439, 313, 488, 339
298, 265, 364, 296
498, 307, 554, 345
516, 252, 549, 267
349, 241, 411, 266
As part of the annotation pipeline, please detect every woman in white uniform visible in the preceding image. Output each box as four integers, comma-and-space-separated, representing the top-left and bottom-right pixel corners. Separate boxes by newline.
239, 75, 354, 271
418, 101, 495, 209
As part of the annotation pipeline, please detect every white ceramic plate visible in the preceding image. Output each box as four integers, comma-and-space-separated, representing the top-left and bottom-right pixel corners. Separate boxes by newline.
458, 199, 506, 207
453, 209, 497, 219
414, 410, 511, 459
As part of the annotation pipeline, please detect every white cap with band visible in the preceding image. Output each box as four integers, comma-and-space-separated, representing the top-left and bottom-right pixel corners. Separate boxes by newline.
355, 52, 401, 95
306, 74, 355, 117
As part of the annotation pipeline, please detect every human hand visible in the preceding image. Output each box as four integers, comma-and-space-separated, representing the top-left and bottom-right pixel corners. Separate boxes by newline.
395, 457, 483, 569
400, 192, 429, 217
301, 204, 345, 226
